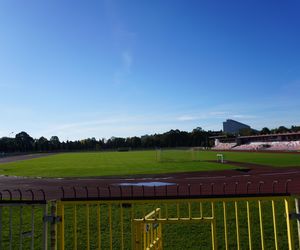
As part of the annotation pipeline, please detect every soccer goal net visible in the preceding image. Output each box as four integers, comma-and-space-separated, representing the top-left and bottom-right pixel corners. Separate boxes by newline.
156, 147, 202, 162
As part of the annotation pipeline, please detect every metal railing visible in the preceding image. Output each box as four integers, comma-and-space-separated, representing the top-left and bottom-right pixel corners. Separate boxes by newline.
0, 200, 47, 249
55, 194, 297, 250
0, 185, 299, 249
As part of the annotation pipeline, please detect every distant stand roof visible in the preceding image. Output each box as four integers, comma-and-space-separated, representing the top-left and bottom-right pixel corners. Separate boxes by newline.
238, 132, 300, 139
209, 135, 227, 139
209, 132, 300, 140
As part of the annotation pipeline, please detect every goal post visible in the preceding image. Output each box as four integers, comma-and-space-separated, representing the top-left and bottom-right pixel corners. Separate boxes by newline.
216, 153, 224, 163
156, 147, 201, 162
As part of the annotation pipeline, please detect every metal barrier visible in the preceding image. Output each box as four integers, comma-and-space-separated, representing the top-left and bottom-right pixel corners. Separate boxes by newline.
0, 190, 299, 249
0, 200, 48, 250
55, 194, 297, 250
133, 208, 163, 249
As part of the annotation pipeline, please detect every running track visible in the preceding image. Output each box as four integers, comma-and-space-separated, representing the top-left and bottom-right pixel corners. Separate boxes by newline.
0, 158, 299, 200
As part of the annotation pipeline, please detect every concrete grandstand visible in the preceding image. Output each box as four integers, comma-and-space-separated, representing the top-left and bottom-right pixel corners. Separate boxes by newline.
212, 132, 300, 151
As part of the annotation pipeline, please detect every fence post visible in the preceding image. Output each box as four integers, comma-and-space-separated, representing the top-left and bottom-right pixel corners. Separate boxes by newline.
42, 204, 48, 250
295, 198, 300, 249
285, 198, 294, 250
50, 201, 57, 250
0, 207, 2, 250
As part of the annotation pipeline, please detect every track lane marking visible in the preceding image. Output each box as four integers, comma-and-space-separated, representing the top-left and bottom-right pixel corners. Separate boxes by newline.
186, 176, 226, 180
260, 171, 300, 176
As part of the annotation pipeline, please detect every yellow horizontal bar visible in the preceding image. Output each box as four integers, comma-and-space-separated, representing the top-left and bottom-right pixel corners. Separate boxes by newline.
135, 216, 214, 221
60, 196, 291, 206
134, 217, 214, 224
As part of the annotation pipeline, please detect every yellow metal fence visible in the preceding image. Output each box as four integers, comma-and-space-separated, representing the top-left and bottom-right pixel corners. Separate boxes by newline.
54, 194, 298, 250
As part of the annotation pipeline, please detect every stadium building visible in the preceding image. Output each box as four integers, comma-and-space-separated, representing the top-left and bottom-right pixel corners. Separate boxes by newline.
211, 120, 300, 151
223, 119, 251, 134
212, 131, 300, 151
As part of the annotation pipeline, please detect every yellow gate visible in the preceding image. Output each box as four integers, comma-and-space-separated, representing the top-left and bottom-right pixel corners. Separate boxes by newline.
133, 208, 163, 250
133, 205, 217, 250
55, 194, 297, 249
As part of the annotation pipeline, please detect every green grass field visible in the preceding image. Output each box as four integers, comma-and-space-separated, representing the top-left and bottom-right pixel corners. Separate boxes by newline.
0, 150, 299, 249
0, 150, 299, 178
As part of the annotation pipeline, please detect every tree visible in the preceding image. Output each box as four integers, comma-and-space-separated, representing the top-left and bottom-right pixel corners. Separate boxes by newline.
238, 128, 253, 136
191, 127, 207, 146
291, 126, 300, 132
15, 131, 34, 152
260, 127, 271, 135
36, 137, 49, 151
277, 126, 290, 133
0, 137, 16, 152
50, 136, 61, 150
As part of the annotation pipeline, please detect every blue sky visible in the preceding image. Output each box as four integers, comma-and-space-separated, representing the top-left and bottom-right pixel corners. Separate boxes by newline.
0, 0, 299, 140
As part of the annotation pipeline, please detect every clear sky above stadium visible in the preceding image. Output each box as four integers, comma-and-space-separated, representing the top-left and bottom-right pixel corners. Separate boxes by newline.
0, 0, 299, 140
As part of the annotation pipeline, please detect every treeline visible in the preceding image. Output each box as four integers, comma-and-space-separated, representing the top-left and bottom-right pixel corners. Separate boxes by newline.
239, 125, 300, 136
0, 125, 299, 153
0, 128, 216, 153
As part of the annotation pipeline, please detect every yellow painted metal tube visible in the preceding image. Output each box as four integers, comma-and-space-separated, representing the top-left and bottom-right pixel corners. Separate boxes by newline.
246, 201, 252, 250
235, 201, 240, 250
258, 200, 265, 250
86, 204, 90, 250
200, 202, 203, 219
145, 208, 160, 220
97, 204, 101, 250
73, 205, 77, 250
285, 198, 294, 250
61, 203, 65, 250
150, 221, 153, 248
223, 201, 228, 250
109, 204, 113, 250
295, 198, 300, 250
133, 222, 142, 250
131, 204, 135, 249
56, 202, 60, 250
159, 209, 163, 249
140, 217, 214, 224
211, 202, 217, 250
146, 223, 150, 249
120, 204, 124, 250
143, 223, 146, 250
271, 200, 278, 250
165, 204, 168, 219
57, 202, 65, 250
60, 195, 291, 206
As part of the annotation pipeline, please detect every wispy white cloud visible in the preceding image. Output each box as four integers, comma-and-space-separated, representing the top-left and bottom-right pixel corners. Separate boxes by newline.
3, 99, 296, 141
176, 110, 255, 121
177, 115, 199, 121
231, 114, 257, 119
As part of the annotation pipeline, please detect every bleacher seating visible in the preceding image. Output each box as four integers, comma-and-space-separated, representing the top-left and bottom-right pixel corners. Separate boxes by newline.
231, 141, 300, 151
266, 141, 300, 151
232, 142, 266, 151
212, 142, 236, 150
